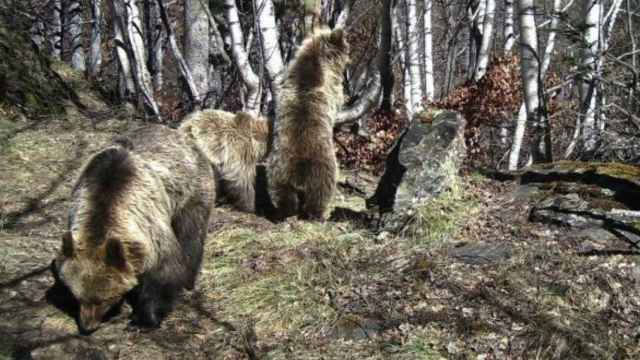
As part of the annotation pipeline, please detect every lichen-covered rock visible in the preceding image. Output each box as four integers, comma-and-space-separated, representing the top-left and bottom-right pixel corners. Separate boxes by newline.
366, 111, 466, 231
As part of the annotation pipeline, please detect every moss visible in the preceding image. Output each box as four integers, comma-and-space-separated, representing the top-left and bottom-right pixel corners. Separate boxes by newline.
532, 161, 640, 183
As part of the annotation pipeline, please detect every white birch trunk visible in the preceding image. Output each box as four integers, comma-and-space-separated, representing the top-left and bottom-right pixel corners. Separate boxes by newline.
256, 0, 285, 96
508, 103, 527, 170
504, 0, 515, 54
405, 0, 423, 116
184, 0, 210, 102
88, 0, 102, 77
68, 0, 86, 71
579, 0, 602, 154
335, 0, 351, 28
518, 0, 548, 163
540, 0, 561, 76
224, 0, 260, 115
423, 0, 434, 101
474, 0, 496, 81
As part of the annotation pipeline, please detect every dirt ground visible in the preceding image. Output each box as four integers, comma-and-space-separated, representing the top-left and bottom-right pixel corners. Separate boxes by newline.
2, 81, 640, 359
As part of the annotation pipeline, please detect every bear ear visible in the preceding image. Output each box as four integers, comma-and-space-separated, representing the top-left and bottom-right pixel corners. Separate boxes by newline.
327, 28, 347, 51
104, 238, 128, 271
62, 231, 74, 257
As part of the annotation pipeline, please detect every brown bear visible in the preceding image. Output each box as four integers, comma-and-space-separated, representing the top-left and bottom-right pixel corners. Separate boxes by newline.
267, 27, 349, 220
52, 124, 215, 334
179, 109, 270, 213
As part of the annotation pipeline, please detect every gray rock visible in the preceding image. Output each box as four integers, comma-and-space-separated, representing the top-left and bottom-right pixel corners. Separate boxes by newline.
366, 111, 466, 231
449, 243, 512, 265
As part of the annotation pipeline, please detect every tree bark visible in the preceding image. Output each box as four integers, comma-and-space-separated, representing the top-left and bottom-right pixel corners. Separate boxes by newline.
503, 0, 515, 54
111, 2, 135, 99
224, 0, 260, 115
144, 0, 165, 92
380, 0, 394, 111
422, 0, 434, 100
48, 0, 63, 60
184, 0, 210, 102
579, 0, 602, 155
255, 0, 285, 103
156, 0, 202, 107
517, 0, 550, 163
111, 0, 161, 118
88, 0, 102, 77
405, 0, 423, 116
394, 2, 412, 112
474, 0, 495, 81
67, 0, 86, 71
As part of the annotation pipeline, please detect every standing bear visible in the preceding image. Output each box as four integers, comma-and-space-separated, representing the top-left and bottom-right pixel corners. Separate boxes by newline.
179, 109, 270, 213
52, 125, 215, 334
268, 27, 350, 220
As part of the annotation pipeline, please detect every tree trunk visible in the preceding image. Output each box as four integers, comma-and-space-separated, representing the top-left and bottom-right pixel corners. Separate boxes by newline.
207, 16, 229, 107
112, 3, 135, 99
67, 0, 86, 71
405, 0, 423, 116
156, 0, 202, 107
88, 0, 102, 77
518, 0, 550, 163
503, 0, 515, 54
508, 103, 527, 170
474, 0, 495, 81
394, 2, 412, 112
224, 0, 260, 115
255, 0, 285, 103
468, 0, 485, 77
111, 0, 161, 118
48, 0, 63, 60
144, 0, 165, 92
423, 0, 434, 100
184, 0, 210, 103
579, 0, 602, 155
380, 0, 394, 111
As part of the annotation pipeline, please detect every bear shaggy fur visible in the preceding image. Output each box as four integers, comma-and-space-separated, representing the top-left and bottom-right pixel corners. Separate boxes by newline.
53, 125, 215, 334
179, 109, 270, 213
268, 27, 349, 220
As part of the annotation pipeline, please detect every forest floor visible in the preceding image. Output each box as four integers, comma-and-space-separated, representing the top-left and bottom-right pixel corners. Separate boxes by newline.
1, 69, 640, 359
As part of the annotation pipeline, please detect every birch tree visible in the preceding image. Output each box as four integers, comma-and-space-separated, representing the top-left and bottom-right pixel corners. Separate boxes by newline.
67, 0, 86, 71
504, 0, 515, 53
422, 0, 434, 100
508, 0, 567, 168
255, 0, 285, 103
578, 0, 602, 155
224, 0, 260, 115
88, 0, 102, 77
515, 0, 551, 165
184, 0, 210, 103
405, 0, 423, 116
474, 0, 496, 80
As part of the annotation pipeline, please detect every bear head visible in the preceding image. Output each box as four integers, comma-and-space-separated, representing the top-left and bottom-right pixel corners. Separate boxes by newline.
53, 231, 141, 334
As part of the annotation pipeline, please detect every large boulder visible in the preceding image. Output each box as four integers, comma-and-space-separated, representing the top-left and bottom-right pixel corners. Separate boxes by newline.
366, 111, 466, 230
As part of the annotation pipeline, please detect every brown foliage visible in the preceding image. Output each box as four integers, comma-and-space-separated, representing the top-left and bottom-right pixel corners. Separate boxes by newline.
335, 109, 408, 174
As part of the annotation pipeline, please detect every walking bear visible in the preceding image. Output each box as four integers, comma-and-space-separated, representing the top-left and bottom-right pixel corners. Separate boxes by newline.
179, 109, 270, 213
52, 125, 215, 334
